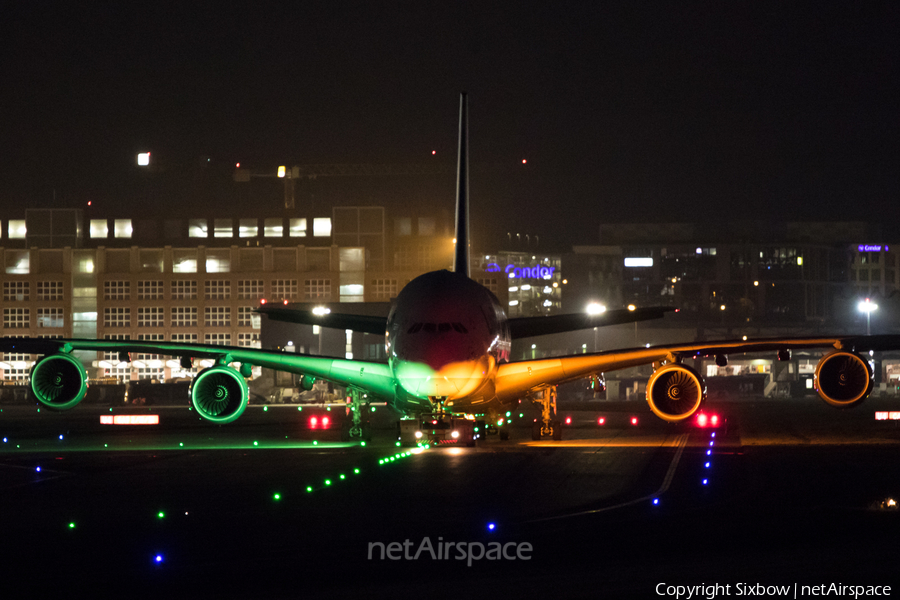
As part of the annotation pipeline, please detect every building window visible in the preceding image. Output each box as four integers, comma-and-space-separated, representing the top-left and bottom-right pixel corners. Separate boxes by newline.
214, 219, 233, 238
205, 280, 231, 300
239, 219, 258, 238
264, 218, 283, 237
418, 217, 436, 236
90, 220, 109, 238
371, 279, 397, 300
171, 307, 198, 327
205, 249, 230, 273
189, 219, 208, 238
289, 218, 306, 237
171, 333, 198, 343
104, 281, 130, 300
173, 250, 198, 274
3, 282, 29, 301
394, 247, 413, 270
417, 245, 435, 269
114, 220, 132, 238
138, 280, 163, 300
477, 278, 499, 294
37, 281, 63, 301
313, 218, 332, 237
204, 306, 231, 327
101, 333, 129, 361
172, 280, 198, 299
205, 333, 231, 346
3, 308, 29, 328
305, 279, 331, 299
394, 217, 412, 236
271, 279, 298, 300
5, 251, 29, 274
103, 307, 130, 328
238, 280, 264, 299
238, 333, 260, 348
36, 308, 64, 328
138, 307, 164, 327
8, 220, 26, 239
135, 333, 164, 379
238, 306, 259, 328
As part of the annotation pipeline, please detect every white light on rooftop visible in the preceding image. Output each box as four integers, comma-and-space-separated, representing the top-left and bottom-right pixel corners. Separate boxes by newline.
586, 303, 606, 315
137, 152, 150, 166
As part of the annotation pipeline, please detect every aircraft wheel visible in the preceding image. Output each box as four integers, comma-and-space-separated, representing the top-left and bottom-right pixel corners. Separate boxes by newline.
552, 420, 562, 441
531, 421, 541, 441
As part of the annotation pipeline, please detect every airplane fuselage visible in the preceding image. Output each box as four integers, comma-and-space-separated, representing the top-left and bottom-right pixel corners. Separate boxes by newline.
385, 270, 511, 415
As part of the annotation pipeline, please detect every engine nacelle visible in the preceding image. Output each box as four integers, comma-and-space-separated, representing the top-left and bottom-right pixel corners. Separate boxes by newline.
646, 364, 706, 422
30, 353, 89, 411
299, 375, 316, 391
190, 365, 249, 423
814, 351, 873, 408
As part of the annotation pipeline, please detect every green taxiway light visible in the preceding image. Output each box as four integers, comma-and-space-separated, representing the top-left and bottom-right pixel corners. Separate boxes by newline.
339, 474, 346, 480
273, 493, 281, 501
371, 407, 376, 412
361, 441, 367, 447
306, 486, 313, 492
354, 468, 360, 474
326, 407, 331, 412
395, 441, 401, 447
313, 440, 318, 446
379, 459, 384, 464
519, 413, 524, 418
157, 512, 165, 519
263, 406, 268, 412
68, 522, 75, 529
297, 406, 302, 411
325, 479, 332, 486
104, 444, 108, 448
506, 411, 511, 417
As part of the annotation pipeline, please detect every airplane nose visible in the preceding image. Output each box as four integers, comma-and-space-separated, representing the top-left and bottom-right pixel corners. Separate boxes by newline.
395, 362, 460, 398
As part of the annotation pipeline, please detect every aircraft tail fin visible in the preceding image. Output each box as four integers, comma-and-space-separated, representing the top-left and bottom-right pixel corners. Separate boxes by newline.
453, 92, 470, 278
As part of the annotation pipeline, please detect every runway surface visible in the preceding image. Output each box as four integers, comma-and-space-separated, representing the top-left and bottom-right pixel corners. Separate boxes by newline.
2, 396, 899, 598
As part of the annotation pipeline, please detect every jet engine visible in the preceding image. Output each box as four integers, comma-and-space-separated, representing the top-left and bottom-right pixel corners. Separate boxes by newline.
30, 353, 89, 411
814, 351, 873, 408
190, 365, 249, 423
646, 364, 706, 422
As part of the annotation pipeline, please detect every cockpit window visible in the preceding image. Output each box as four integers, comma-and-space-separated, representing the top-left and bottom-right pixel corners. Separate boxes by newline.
438, 323, 451, 332
452, 322, 468, 333
407, 323, 423, 334
422, 323, 437, 333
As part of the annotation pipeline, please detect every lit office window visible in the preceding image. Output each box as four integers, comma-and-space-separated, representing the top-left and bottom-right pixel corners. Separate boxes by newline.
8, 220, 26, 239
90, 220, 109, 238
204, 333, 231, 346
204, 280, 231, 299
418, 217, 436, 236
3, 308, 30, 328
264, 218, 283, 237
137, 280, 163, 300
289, 218, 307, 237
204, 307, 231, 327
113, 220, 132, 238
137, 307, 164, 327
36, 308, 64, 328
188, 219, 208, 238
214, 219, 233, 238
238, 333, 260, 348
238, 306, 259, 328
239, 219, 258, 238
313, 218, 332, 237
103, 307, 130, 328
5, 251, 30, 274
205, 249, 230, 273
173, 250, 198, 274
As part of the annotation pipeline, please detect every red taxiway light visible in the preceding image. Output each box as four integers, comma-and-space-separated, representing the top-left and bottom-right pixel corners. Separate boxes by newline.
597, 417, 606, 425
630, 417, 639, 426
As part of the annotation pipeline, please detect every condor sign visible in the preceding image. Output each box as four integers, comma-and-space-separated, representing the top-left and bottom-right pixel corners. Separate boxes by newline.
485, 263, 556, 280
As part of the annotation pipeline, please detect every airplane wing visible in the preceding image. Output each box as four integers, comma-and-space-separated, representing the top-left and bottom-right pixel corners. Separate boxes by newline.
255, 305, 388, 335
508, 307, 675, 338
495, 334, 900, 420
0, 337, 395, 423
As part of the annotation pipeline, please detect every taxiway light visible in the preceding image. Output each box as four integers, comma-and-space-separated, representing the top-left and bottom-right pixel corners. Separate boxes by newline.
697, 414, 708, 427
36, 466, 41, 472
354, 469, 360, 474
652, 499, 659, 505
158, 512, 165, 519
630, 417, 638, 426
58, 435, 63, 440
488, 522, 496, 531
598, 417, 605, 425
273, 493, 281, 501
325, 479, 332, 486
3, 438, 7, 443
565, 417, 572, 425
155, 555, 163, 563
68, 522, 76, 529
707, 450, 712, 456
253, 441, 259, 446
340, 474, 346, 480
307, 486, 313, 492
702, 479, 708, 485
310, 417, 318, 427
395, 441, 401, 447
322, 417, 330, 427
705, 462, 710, 468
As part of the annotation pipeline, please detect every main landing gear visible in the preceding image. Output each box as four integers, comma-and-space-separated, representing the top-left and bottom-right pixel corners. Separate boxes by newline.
341, 388, 372, 442
531, 385, 562, 441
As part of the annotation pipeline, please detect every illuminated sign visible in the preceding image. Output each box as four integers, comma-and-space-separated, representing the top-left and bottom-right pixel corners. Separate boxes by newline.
485, 263, 556, 280
624, 257, 653, 267
858, 245, 888, 252
100, 415, 160, 425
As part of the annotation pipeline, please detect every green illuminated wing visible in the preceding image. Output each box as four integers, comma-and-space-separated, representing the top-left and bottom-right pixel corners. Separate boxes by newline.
0, 338, 397, 401
494, 334, 900, 400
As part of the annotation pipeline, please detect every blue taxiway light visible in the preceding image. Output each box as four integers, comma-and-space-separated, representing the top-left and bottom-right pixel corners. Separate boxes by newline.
652, 498, 659, 505
58, 435, 63, 440
36, 466, 41, 472
705, 462, 710, 468
706, 449, 711, 455
155, 555, 163, 563
702, 479, 708, 485
487, 523, 496, 531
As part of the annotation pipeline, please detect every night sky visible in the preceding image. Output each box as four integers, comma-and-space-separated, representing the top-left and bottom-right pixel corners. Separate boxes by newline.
2, 2, 898, 249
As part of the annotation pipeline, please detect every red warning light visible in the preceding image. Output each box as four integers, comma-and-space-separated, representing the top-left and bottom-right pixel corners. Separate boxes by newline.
236, 163, 241, 168
597, 417, 605, 425
522, 159, 527, 164
711, 415, 719, 426
697, 413, 708, 427
432, 150, 436, 155
310, 416, 318, 428
630, 417, 638, 426
260, 299, 267, 304
87, 201, 92, 206
565, 416, 572, 425
283, 300, 288, 305
322, 416, 330, 428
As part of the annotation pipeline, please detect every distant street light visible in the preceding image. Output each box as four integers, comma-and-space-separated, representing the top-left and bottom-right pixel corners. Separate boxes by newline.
137, 152, 150, 166
858, 298, 878, 335
586, 302, 606, 315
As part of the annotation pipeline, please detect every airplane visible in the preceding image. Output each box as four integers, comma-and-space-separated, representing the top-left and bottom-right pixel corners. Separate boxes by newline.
2, 93, 896, 445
